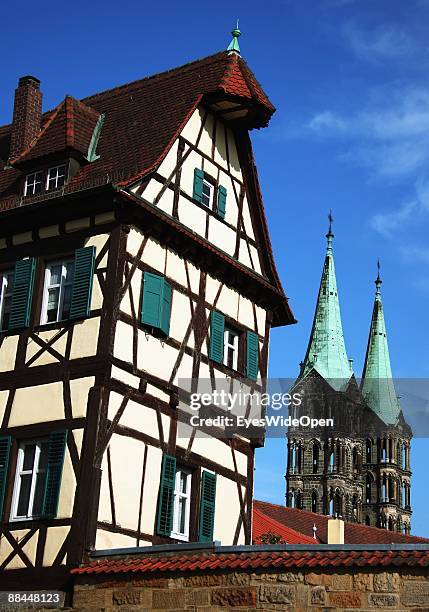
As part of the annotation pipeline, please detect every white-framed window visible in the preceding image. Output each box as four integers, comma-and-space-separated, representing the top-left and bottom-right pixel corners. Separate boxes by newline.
24, 171, 44, 196
46, 165, 67, 191
41, 260, 74, 324
171, 468, 192, 541
201, 178, 214, 209
11, 439, 49, 521
223, 326, 239, 370
0, 270, 14, 331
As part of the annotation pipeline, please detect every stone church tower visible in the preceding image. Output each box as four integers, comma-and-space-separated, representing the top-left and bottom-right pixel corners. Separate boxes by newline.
286, 218, 412, 533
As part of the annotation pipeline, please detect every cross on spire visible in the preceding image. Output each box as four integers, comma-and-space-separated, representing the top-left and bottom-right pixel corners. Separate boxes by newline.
326, 210, 334, 251
375, 259, 382, 297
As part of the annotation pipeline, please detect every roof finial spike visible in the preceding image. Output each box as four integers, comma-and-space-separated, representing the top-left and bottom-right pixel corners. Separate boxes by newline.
227, 21, 242, 56
326, 210, 334, 252
375, 258, 382, 298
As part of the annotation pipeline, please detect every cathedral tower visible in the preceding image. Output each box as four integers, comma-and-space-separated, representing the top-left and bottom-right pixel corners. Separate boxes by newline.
285, 221, 412, 532
361, 266, 412, 533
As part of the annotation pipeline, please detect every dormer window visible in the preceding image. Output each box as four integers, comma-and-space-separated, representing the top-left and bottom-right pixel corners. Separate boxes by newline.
46, 165, 66, 190
24, 171, 43, 196
24, 164, 68, 196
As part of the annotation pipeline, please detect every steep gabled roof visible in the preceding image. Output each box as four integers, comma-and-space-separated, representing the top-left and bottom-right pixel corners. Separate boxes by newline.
254, 500, 428, 544
0, 51, 275, 201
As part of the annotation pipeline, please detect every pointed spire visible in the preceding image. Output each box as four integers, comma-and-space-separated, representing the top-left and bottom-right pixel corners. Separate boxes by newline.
227, 20, 241, 55
361, 264, 400, 425
301, 214, 353, 391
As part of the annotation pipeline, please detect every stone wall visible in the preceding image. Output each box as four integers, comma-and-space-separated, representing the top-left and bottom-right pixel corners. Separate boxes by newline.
73, 565, 429, 610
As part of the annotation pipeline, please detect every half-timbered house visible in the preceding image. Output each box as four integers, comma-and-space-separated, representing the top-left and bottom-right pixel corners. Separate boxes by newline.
0, 30, 295, 591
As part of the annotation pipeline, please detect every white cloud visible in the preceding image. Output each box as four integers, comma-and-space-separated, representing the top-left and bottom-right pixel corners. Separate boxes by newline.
307, 87, 429, 179
342, 22, 417, 64
400, 245, 429, 264
370, 176, 429, 237
371, 201, 417, 237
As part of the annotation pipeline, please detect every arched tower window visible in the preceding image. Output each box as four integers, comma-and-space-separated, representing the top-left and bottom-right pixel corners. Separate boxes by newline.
402, 442, 407, 470
352, 494, 358, 521
328, 447, 335, 473
312, 442, 319, 474
365, 474, 372, 504
311, 490, 318, 513
352, 447, 358, 475
366, 439, 372, 464
334, 489, 342, 517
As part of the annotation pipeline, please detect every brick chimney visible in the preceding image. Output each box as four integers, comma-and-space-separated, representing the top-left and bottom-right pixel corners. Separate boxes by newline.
9, 75, 42, 160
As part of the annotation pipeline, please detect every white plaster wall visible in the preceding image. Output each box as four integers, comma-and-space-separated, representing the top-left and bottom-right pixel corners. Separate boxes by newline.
0, 336, 19, 372
213, 477, 245, 545
43, 526, 69, 566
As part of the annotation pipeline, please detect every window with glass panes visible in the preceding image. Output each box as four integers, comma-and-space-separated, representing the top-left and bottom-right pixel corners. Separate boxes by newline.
24, 171, 44, 196
46, 165, 66, 190
0, 270, 13, 331
223, 326, 239, 370
171, 468, 191, 540
11, 439, 49, 520
41, 260, 74, 323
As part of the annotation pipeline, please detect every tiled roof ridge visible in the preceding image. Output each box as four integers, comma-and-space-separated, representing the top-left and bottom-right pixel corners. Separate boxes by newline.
71, 548, 429, 575
82, 50, 229, 105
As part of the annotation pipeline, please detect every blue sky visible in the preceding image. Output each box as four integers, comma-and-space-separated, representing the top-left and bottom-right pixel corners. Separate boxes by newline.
2, 0, 428, 535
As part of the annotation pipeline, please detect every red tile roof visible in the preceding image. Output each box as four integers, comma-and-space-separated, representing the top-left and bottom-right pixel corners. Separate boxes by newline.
9, 96, 100, 165
253, 505, 315, 544
254, 500, 429, 545
0, 51, 274, 202
71, 549, 429, 576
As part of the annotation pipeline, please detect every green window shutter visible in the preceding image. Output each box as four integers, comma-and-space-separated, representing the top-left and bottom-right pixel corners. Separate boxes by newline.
141, 272, 172, 336
199, 471, 216, 542
193, 168, 204, 202
246, 330, 259, 381
217, 185, 227, 219
209, 311, 225, 363
156, 454, 176, 536
42, 430, 67, 519
0, 436, 12, 520
160, 279, 172, 336
8, 258, 36, 330
70, 246, 96, 320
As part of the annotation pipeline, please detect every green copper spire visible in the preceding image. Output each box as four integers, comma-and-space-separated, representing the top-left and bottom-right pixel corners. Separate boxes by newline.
361, 263, 401, 425
227, 21, 241, 55
301, 213, 353, 391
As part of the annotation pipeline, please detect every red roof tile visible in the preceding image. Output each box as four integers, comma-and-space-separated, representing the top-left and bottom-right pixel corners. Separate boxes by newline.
71, 549, 429, 576
0, 51, 274, 201
253, 505, 315, 544
9, 96, 100, 165
254, 500, 429, 545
